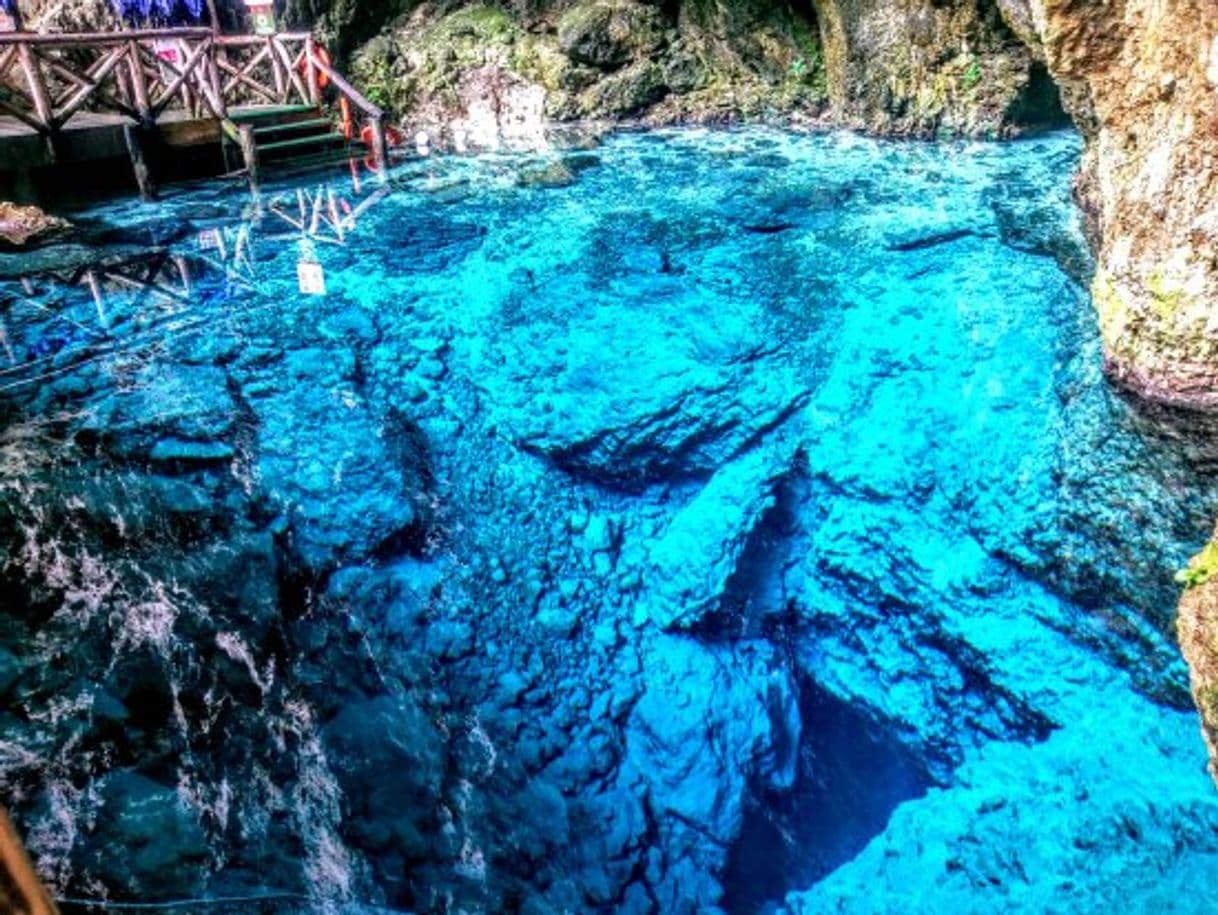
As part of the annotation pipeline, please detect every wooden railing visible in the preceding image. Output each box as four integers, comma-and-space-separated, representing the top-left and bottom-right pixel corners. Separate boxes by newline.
0, 28, 221, 131
0, 28, 386, 150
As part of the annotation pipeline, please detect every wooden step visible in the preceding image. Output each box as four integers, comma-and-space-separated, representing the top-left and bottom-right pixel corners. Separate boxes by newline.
254, 117, 333, 137
260, 149, 368, 175
229, 104, 318, 123
257, 132, 344, 154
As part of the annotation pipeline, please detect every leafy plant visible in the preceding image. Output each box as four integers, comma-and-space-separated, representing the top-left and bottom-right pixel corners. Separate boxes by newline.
962, 57, 983, 91
1176, 541, 1218, 589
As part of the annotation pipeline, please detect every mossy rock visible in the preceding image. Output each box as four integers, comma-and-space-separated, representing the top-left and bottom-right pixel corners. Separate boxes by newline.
1178, 540, 1218, 589
580, 60, 669, 116
557, 1, 667, 70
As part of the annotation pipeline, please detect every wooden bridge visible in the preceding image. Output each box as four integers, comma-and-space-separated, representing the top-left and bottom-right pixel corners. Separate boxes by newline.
0, 27, 390, 198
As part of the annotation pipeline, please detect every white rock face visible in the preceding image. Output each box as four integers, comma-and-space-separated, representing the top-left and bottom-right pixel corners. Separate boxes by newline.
452, 66, 549, 153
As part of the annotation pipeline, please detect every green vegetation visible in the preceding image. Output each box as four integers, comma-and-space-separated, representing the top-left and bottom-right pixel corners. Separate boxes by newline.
962, 57, 983, 91
353, 50, 396, 111
1176, 540, 1218, 589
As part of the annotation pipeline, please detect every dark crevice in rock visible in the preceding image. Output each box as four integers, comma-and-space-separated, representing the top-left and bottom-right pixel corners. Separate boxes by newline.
721, 677, 932, 914
1006, 60, 1071, 129
887, 228, 984, 252
713, 472, 805, 639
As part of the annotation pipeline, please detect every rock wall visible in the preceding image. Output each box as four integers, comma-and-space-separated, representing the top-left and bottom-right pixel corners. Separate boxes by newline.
810, 0, 1067, 136
344, 0, 830, 144
994, 0, 1218, 412
1180, 533, 1218, 776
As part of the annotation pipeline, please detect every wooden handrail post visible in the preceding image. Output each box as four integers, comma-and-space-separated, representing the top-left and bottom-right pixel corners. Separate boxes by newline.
124, 123, 158, 201
206, 37, 227, 118
304, 35, 320, 105
268, 36, 286, 102
206, 0, 221, 34
238, 122, 259, 192
126, 40, 151, 126
367, 113, 388, 174
17, 43, 53, 132
0, 808, 60, 915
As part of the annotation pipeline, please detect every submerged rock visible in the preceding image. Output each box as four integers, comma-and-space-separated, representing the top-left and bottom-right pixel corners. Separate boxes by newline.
0, 202, 71, 249
4, 127, 1218, 914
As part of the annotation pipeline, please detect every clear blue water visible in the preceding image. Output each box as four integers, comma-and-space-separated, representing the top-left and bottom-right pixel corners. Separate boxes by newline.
2, 128, 1218, 914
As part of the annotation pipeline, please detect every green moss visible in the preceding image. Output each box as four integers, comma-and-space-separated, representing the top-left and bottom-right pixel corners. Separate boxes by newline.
509, 34, 571, 92
1091, 270, 1130, 345
786, 47, 827, 99
352, 47, 397, 111
1147, 271, 1190, 321
1177, 540, 1218, 589
961, 57, 983, 92
438, 4, 513, 40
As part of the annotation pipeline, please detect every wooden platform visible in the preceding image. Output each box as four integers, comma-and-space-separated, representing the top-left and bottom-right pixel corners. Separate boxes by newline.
0, 108, 221, 172
0, 28, 389, 197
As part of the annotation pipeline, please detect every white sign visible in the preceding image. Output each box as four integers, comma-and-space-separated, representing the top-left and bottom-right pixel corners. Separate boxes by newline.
153, 39, 180, 65
297, 260, 327, 296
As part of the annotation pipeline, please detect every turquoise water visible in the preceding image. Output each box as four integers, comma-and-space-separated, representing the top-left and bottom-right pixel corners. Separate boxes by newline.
2, 128, 1218, 913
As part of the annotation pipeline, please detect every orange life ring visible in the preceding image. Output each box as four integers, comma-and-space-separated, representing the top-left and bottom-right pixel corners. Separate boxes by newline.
360, 123, 405, 148
301, 44, 331, 90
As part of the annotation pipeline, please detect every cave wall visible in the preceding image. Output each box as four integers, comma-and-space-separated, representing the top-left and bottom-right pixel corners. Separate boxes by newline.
996, 0, 1218, 411
808, 0, 1060, 137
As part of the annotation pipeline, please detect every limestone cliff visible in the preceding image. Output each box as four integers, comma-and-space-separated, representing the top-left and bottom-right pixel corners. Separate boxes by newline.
327, 0, 1078, 143
343, 0, 831, 140
994, 0, 1218, 411
1179, 535, 1218, 776
812, 0, 1067, 136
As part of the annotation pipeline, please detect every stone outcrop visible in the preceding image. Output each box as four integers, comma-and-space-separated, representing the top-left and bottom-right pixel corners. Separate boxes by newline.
811, 0, 1066, 136
993, 0, 1218, 411
0, 202, 69, 248
1179, 533, 1218, 777
347, 0, 831, 146
337, 0, 1074, 147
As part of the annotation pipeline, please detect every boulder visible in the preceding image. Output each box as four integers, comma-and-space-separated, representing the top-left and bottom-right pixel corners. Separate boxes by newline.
0, 202, 70, 248
75, 771, 209, 898
556, 1, 666, 70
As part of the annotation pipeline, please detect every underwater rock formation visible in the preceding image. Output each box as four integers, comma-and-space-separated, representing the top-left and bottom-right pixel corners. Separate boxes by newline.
4, 128, 1218, 913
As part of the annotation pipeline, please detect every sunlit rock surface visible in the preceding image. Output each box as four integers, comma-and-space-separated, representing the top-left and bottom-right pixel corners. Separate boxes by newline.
995, 0, 1218, 410
2, 129, 1217, 913
0, 203, 70, 249
811, 0, 1067, 137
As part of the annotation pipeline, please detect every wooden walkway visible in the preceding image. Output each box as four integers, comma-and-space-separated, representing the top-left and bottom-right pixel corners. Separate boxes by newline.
0, 27, 389, 196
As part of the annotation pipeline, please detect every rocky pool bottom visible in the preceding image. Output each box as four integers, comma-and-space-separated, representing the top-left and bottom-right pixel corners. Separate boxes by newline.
2, 128, 1218, 914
